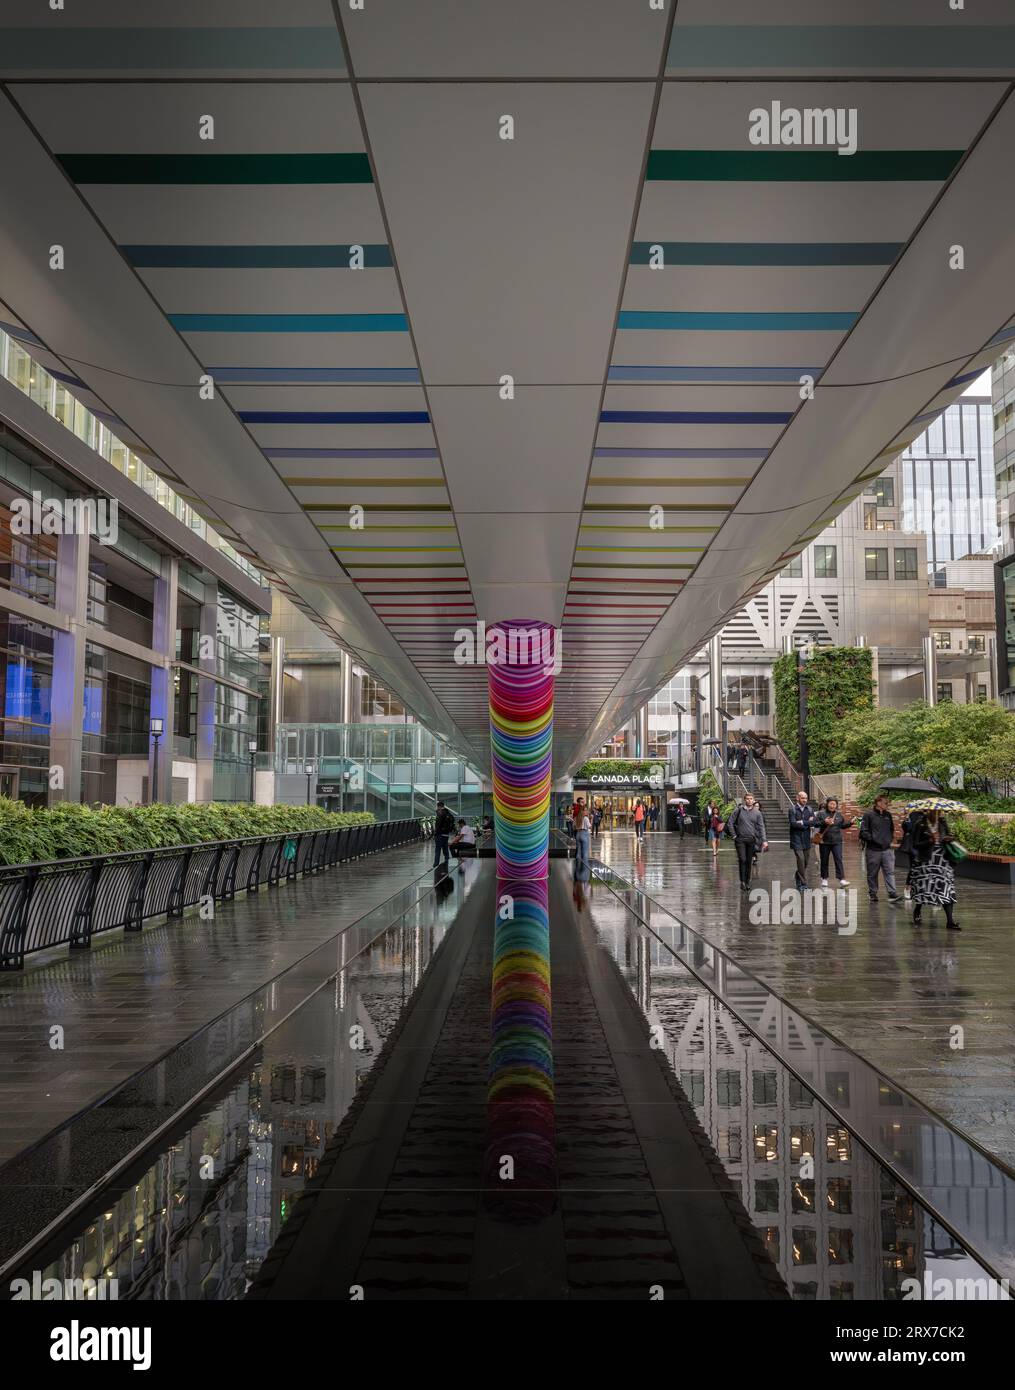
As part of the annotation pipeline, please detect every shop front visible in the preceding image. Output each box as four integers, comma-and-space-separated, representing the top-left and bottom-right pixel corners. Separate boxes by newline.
568, 774, 667, 830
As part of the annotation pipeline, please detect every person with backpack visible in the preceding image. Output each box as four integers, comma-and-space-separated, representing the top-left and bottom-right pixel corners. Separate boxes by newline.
813, 797, 852, 888
433, 799, 455, 868
728, 793, 768, 891
859, 795, 901, 904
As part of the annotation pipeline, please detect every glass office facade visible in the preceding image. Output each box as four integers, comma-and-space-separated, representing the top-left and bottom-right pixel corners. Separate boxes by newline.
275, 723, 484, 822
899, 395, 998, 580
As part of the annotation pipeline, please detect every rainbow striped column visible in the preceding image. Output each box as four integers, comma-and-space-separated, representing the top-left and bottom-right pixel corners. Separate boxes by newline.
483, 876, 556, 1220
487, 620, 555, 880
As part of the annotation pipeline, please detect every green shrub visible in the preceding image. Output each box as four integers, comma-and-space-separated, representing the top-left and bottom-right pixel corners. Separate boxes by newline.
951, 813, 1015, 857
774, 647, 874, 774
698, 767, 736, 821
0, 800, 376, 866
575, 758, 657, 778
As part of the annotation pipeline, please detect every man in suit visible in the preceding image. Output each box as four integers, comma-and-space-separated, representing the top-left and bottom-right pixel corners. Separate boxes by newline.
788, 789, 817, 890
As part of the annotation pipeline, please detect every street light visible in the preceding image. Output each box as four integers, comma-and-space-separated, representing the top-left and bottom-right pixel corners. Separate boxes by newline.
149, 717, 164, 805
717, 705, 735, 799
304, 760, 315, 806
672, 702, 686, 778
798, 643, 814, 798
689, 688, 705, 775
248, 738, 258, 804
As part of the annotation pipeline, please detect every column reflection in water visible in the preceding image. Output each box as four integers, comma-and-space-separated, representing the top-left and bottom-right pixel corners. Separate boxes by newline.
484, 877, 556, 1221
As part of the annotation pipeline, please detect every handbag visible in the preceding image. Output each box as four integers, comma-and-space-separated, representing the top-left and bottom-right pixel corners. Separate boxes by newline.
944, 840, 968, 862
811, 829, 824, 845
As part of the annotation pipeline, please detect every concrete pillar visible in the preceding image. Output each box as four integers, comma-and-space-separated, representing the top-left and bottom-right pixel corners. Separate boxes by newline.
639, 702, 650, 759
923, 634, 938, 706
149, 555, 178, 803
708, 633, 723, 743
48, 532, 89, 803
340, 648, 352, 724
195, 586, 218, 802
268, 633, 285, 752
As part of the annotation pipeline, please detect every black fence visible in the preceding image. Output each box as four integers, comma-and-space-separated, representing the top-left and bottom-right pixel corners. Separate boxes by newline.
0, 818, 433, 971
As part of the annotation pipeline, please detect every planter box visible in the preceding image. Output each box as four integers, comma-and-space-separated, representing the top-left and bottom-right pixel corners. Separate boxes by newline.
955, 853, 1015, 885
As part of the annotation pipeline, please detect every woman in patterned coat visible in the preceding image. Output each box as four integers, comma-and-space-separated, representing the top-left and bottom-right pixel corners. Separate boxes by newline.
909, 809, 960, 931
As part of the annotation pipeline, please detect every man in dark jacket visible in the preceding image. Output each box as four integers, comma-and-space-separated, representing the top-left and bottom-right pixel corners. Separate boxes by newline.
729, 794, 768, 891
788, 790, 816, 890
859, 795, 900, 903
433, 800, 455, 868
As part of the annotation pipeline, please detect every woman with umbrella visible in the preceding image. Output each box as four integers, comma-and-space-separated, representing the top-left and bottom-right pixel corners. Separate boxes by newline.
907, 797, 965, 931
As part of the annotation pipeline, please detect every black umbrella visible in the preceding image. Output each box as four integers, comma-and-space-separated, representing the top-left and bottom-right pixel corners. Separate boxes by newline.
878, 776, 940, 793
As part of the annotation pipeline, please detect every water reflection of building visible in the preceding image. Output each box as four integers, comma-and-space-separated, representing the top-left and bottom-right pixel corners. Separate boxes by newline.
35, 913, 443, 1300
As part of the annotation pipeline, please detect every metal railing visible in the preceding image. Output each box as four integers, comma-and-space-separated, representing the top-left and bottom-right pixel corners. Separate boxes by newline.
0, 818, 432, 971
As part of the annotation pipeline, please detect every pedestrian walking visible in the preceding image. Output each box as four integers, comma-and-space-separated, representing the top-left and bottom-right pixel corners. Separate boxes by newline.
704, 799, 723, 859
648, 800, 659, 832
592, 804, 603, 837
788, 790, 816, 890
574, 798, 592, 867
910, 809, 961, 930
814, 797, 853, 887
736, 743, 749, 777
433, 799, 455, 868
633, 798, 646, 839
675, 803, 686, 837
728, 793, 768, 891
859, 795, 901, 903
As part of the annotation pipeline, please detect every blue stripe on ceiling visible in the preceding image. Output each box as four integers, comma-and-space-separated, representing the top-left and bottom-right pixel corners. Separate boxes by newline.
211, 367, 419, 384
600, 410, 791, 425
988, 325, 1015, 345
667, 25, 1015, 69
630, 242, 900, 265
944, 368, 988, 390
0, 27, 345, 71
0, 319, 43, 346
618, 311, 856, 331
240, 411, 429, 424
170, 313, 407, 333
123, 244, 390, 268
263, 448, 439, 459
594, 448, 768, 459
609, 366, 821, 383
49, 369, 88, 388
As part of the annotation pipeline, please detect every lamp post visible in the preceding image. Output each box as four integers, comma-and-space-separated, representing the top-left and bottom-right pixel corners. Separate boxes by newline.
304, 760, 315, 807
248, 738, 258, 804
672, 702, 686, 780
717, 705, 735, 800
149, 716, 164, 804
798, 644, 813, 799
690, 687, 704, 775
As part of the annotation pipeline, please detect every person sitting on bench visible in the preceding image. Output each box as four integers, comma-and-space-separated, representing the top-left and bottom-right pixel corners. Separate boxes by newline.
450, 819, 477, 863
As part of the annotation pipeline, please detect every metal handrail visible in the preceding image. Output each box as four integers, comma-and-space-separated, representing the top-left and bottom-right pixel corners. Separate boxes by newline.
587, 859, 1015, 1289
0, 818, 428, 970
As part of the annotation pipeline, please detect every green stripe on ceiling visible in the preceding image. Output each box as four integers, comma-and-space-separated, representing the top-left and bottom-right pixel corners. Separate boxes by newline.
57, 153, 371, 184
590, 477, 752, 486
0, 27, 345, 70
667, 25, 1015, 70
646, 150, 962, 181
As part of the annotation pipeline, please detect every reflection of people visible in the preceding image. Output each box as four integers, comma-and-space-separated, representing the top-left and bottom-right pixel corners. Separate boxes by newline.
433, 863, 455, 899
572, 855, 591, 911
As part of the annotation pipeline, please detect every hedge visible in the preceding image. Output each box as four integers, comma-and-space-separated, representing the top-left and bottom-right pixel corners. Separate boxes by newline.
576, 758, 658, 778
697, 767, 737, 822
0, 800, 376, 867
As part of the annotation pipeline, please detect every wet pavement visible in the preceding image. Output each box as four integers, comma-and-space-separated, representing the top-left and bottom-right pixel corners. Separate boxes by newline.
0, 840, 440, 1164
595, 829, 1015, 1171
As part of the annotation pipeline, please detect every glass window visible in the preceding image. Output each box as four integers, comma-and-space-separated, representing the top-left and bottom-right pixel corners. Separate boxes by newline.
864, 548, 888, 580
753, 1071, 778, 1105
717, 1070, 741, 1107
680, 1070, 705, 1106
863, 502, 878, 531
792, 1229, 817, 1266
893, 547, 918, 580
755, 1179, 779, 1213
872, 477, 895, 507
782, 554, 803, 578
828, 1228, 854, 1265
934, 630, 951, 650
967, 633, 986, 655
936, 682, 954, 703
827, 1178, 853, 1214
754, 1124, 779, 1162
792, 1179, 816, 1214
813, 544, 837, 578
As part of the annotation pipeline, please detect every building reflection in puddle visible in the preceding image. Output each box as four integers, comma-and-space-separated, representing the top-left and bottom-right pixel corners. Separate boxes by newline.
587, 882, 1010, 1300
483, 876, 556, 1221
24, 883, 463, 1301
